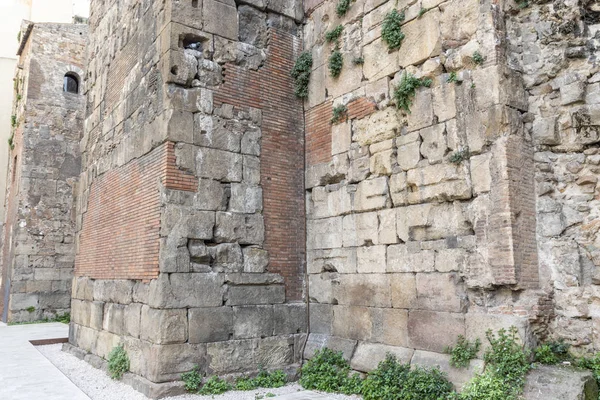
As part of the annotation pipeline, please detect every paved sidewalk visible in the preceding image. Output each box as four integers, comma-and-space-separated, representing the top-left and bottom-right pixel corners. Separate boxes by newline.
0, 321, 89, 400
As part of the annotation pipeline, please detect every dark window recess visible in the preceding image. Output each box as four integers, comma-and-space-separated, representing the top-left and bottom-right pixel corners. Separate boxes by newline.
63, 74, 79, 94
192, 0, 198, 7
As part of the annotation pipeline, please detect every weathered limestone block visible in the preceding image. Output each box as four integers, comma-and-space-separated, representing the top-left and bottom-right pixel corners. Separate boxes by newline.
308, 273, 336, 304
129, 341, 207, 383
439, 0, 479, 44
308, 248, 357, 274
332, 121, 352, 156
398, 9, 442, 67
420, 123, 447, 163
432, 80, 457, 122
469, 153, 491, 194
411, 350, 484, 390
561, 81, 586, 106
309, 303, 333, 334
242, 247, 269, 273
194, 179, 227, 210
378, 208, 399, 244
205, 339, 257, 374
196, 147, 243, 182
167, 86, 213, 114
334, 274, 391, 307
416, 273, 467, 313
326, 53, 364, 99
397, 133, 422, 171
389, 172, 408, 206
332, 305, 373, 341
307, 216, 343, 250
238, 5, 268, 47
229, 184, 263, 213
357, 245, 387, 273
71, 299, 90, 327
363, 38, 399, 81
303, 333, 357, 361
215, 212, 265, 245
255, 336, 298, 369
203, 0, 239, 40
189, 307, 233, 343
342, 212, 378, 247
243, 155, 261, 184
405, 89, 435, 132
305, 154, 349, 189
102, 303, 126, 335
435, 248, 468, 272
309, 185, 353, 219
465, 313, 532, 355
165, 1, 204, 30
95, 330, 121, 359
72, 277, 94, 301
353, 108, 402, 146
163, 50, 198, 86
348, 155, 371, 183
194, 115, 243, 152
354, 177, 390, 212
148, 273, 225, 308
387, 244, 435, 273
533, 116, 560, 145
274, 304, 307, 335
93, 280, 134, 305
408, 310, 465, 352
406, 203, 473, 241
233, 305, 274, 339
141, 306, 188, 344
471, 67, 528, 111
370, 149, 394, 176
374, 308, 410, 347
523, 365, 598, 400
226, 285, 285, 305
390, 273, 417, 309
351, 342, 414, 372
124, 303, 142, 338
406, 164, 472, 203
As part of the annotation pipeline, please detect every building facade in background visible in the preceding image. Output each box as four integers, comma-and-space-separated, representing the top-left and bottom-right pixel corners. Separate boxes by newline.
0, 22, 87, 323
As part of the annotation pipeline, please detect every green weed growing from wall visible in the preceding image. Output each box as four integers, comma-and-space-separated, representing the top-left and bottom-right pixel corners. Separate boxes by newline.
291, 52, 313, 98
381, 9, 405, 50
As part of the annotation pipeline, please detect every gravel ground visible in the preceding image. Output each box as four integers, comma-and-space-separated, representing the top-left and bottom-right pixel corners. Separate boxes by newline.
36, 344, 360, 400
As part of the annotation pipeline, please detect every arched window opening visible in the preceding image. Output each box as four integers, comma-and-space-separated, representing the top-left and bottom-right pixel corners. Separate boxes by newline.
63, 73, 79, 94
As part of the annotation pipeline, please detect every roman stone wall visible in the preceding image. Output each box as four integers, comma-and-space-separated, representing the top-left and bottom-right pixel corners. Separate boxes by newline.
506, 0, 600, 352
302, 0, 553, 385
69, 0, 307, 396
0, 22, 86, 323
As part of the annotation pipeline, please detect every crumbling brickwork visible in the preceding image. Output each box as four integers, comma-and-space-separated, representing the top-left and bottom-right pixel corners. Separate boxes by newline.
69, 0, 306, 397
0, 22, 86, 323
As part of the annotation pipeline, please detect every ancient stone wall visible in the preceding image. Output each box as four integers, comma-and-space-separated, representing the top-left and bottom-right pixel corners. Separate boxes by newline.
69, 0, 307, 396
302, 0, 555, 382
506, 0, 600, 351
0, 22, 86, 323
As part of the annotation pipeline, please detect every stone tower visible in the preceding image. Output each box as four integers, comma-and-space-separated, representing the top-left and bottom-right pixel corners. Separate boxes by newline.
0, 21, 86, 323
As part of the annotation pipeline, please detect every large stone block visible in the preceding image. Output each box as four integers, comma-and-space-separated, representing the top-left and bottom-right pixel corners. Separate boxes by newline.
334, 274, 391, 307
215, 212, 265, 245
390, 273, 417, 309
379, 208, 399, 244
332, 305, 373, 341
465, 313, 532, 355
353, 108, 402, 146
354, 177, 390, 212
389, 172, 408, 206
363, 38, 399, 81
194, 115, 242, 152
303, 333, 357, 361
408, 310, 465, 352
196, 147, 242, 182
129, 341, 207, 383
397, 138, 421, 171
189, 307, 233, 343
387, 244, 435, 273
93, 280, 134, 305
309, 303, 332, 334
420, 123, 447, 164
226, 285, 285, 305
233, 305, 274, 339
351, 342, 414, 372
342, 212, 379, 247
357, 245, 387, 273
309, 185, 352, 219
274, 303, 307, 335
206, 339, 256, 373
72, 277, 94, 301
416, 272, 467, 313
307, 217, 343, 250
141, 306, 188, 344
203, 0, 239, 40
308, 273, 336, 304
397, 9, 442, 67
439, 0, 479, 44
374, 308, 410, 347
242, 247, 269, 273
523, 365, 598, 400
148, 273, 225, 308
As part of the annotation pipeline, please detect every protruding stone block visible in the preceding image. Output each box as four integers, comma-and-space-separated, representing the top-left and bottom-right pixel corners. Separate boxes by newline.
351, 342, 414, 372
189, 307, 233, 343
141, 306, 188, 344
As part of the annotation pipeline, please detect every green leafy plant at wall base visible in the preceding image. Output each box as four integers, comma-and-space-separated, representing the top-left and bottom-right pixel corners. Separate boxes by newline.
182, 366, 202, 392
300, 348, 359, 393
381, 9, 405, 50
107, 344, 130, 380
291, 52, 313, 98
198, 376, 233, 395
446, 335, 481, 368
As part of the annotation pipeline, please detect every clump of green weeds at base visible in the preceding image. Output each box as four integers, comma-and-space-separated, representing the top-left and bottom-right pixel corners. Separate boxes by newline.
331, 104, 348, 124
235, 369, 287, 390
362, 354, 453, 400
291, 52, 313, 98
534, 340, 570, 364
329, 47, 344, 78
8, 312, 70, 326
199, 376, 233, 395
182, 365, 203, 392
381, 9, 405, 50
449, 149, 469, 164
299, 348, 361, 394
325, 25, 343, 43
446, 335, 481, 368
336, 0, 352, 17
107, 344, 130, 380
393, 73, 432, 113
472, 51, 484, 65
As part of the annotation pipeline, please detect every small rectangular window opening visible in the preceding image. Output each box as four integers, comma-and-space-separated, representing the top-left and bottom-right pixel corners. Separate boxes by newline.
192, 0, 198, 8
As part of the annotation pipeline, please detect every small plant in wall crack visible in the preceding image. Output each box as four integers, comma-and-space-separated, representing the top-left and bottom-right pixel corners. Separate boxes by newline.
418, 7, 428, 18
472, 51, 484, 65
331, 104, 348, 124
393, 73, 432, 113
336, 0, 352, 17
325, 25, 343, 43
107, 344, 130, 380
329, 46, 344, 78
449, 149, 469, 164
447, 71, 459, 83
353, 56, 364, 65
382, 9, 406, 50
291, 52, 313, 99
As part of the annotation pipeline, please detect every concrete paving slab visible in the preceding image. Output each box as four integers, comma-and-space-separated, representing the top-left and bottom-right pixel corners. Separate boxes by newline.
0, 322, 89, 400
271, 391, 338, 399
